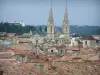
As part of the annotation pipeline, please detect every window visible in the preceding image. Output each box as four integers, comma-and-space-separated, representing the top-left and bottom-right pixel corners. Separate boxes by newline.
66, 27, 67, 32
51, 50, 53, 53
36, 40, 38, 44
85, 41, 87, 45
51, 26, 52, 32
61, 50, 63, 53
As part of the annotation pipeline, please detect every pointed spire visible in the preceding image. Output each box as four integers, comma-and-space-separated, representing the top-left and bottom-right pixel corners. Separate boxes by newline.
62, 0, 69, 35
48, 0, 53, 23
64, 0, 68, 21
49, 8, 53, 21
47, 0, 54, 40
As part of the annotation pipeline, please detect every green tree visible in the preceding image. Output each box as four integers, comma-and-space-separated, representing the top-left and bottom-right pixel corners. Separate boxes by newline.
39, 26, 42, 32
45, 26, 47, 32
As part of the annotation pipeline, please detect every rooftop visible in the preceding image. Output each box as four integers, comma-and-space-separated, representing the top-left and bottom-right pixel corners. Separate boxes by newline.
0, 59, 37, 75
11, 48, 25, 55
83, 36, 95, 40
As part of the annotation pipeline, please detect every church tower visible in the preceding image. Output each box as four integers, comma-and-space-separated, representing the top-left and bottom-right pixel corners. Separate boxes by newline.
62, 0, 69, 40
47, 0, 54, 40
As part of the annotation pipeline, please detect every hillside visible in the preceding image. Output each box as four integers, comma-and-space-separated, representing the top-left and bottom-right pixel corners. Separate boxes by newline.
0, 22, 100, 36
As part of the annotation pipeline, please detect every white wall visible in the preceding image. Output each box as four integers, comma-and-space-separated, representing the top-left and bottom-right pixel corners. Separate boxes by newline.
83, 40, 96, 48
70, 38, 78, 47
48, 48, 58, 53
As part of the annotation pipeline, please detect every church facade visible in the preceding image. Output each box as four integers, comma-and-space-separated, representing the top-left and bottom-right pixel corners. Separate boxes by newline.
18, 0, 70, 48
46, 0, 70, 45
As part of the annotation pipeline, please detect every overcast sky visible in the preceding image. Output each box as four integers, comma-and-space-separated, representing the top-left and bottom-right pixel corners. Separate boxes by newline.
0, 0, 100, 26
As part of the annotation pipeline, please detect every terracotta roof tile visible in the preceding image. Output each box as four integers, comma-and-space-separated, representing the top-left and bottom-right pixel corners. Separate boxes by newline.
11, 48, 25, 55
31, 58, 44, 63
0, 59, 35, 75
24, 64, 42, 75
66, 47, 79, 51
87, 51, 97, 55
63, 53, 71, 56
83, 36, 95, 40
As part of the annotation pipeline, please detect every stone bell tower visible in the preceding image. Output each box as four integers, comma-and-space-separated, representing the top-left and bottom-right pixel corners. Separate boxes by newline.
47, 0, 54, 40
62, 0, 70, 40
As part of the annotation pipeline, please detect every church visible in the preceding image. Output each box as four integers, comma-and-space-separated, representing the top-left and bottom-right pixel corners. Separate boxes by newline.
18, 0, 70, 48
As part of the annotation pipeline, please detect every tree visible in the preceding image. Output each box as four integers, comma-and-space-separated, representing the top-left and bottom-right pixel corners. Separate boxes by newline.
0, 22, 37, 35
45, 26, 47, 32
39, 26, 42, 32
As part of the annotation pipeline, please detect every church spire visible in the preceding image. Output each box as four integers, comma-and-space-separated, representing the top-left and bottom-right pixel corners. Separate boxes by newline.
47, 0, 54, 25
48, 0, 53, 23
62, 0, 69, 38
64, 0, 68, 21
47, 0, 54, 40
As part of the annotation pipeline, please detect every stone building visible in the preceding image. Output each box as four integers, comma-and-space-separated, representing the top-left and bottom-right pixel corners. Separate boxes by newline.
47, 0, 55, 40
83, 36, 96, 49
16, 0, 70, 50
30, 33, 44, 45
70, 37, 80, 47
11, 49, 27, 63
47, 45, 66, 55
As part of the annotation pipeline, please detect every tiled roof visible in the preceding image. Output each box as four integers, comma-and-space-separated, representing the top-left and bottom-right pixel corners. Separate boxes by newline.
11, 48, 25, 55
0, 52, 13, 58
83, 36, 95, 40
12, 44, 31, 51
0, 59, 39, 75
63, 53, 71, 56
87, 51, 97, 55
0, 58, 44, 75
66, 47, 79, 51
30, 58, 44, 63
50, 60, 100, 75
0, 44, 9, 50
24, 64, 42, 75
0, 37, 7, 40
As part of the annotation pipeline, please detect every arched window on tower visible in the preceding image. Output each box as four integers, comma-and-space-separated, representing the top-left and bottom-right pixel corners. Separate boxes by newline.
66, 26, 67, 32
51, 26, 52, 33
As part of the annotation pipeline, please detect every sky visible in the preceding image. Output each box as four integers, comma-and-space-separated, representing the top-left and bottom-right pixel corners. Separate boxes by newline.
0, 0, 100, 26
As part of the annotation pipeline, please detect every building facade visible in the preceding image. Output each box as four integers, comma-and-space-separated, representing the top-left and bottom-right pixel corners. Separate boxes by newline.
83, 36, 96, 49
17, 0, 70, 50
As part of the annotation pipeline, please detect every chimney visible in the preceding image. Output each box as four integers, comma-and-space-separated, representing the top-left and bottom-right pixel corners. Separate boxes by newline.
35, 63, 44, 75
